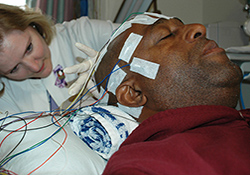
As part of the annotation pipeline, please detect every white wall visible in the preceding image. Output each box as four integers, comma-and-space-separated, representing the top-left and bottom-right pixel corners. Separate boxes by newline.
157, 0, 247, 25
105, 0, 247, 25
98, 0, 123, 21
156, 0, 203, 24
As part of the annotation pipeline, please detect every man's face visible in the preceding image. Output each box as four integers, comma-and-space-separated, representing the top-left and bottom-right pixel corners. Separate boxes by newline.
115, 17, 243, 110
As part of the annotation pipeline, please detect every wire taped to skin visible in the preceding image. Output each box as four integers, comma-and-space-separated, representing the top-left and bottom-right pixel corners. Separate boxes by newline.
98, 86, 109, 105
107, 65, 127, 95
80, 13, 172, 118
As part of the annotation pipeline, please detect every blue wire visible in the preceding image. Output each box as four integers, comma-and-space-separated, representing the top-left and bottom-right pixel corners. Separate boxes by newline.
1, 59, 130, 166
92, 60, 129, 106
67, 59, 130, 110
0, 108, 75, 123
83, 61, 130, 106
0, 109, 79, 168
0, 111, 43, 124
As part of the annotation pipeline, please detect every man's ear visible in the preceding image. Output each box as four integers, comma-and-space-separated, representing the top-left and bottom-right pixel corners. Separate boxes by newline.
115, 79, 147, 107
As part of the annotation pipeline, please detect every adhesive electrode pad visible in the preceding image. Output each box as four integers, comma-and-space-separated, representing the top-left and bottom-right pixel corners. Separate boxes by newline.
95, 12, 172, 73
130, 57, 160, 79
107, 65, 126, 95
118, 33, 143, 63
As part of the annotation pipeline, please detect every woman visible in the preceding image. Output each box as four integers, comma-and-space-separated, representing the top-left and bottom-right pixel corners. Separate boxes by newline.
0, 3, 119, 114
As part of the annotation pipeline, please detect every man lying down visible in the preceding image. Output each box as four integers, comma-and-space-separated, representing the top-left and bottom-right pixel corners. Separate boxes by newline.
1, 12, 250, 175
89, 12, 250, 174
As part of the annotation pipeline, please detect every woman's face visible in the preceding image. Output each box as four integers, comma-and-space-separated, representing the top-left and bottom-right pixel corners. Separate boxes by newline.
0, 26, 52, 80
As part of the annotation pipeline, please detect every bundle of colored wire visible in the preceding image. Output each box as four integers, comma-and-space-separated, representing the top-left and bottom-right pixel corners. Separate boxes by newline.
0, 109, 78, 168
66, 59, 130, 110
62, 12, 141, 112
27, 115, 68, 174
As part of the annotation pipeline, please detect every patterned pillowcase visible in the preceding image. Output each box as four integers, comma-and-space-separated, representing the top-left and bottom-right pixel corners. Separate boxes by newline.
69, 105, 138, 159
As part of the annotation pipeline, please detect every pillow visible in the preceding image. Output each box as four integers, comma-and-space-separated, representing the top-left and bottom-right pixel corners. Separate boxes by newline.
0, 112, 106, 174
69, 105, 139, 159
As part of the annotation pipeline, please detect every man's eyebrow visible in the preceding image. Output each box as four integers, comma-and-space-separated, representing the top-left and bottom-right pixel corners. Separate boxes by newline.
173, 17, 184, 24
151, 18, 168, 28
151, 17, 184, 28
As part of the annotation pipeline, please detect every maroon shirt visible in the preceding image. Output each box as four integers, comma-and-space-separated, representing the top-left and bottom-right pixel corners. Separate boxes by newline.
103, 105, 250, 175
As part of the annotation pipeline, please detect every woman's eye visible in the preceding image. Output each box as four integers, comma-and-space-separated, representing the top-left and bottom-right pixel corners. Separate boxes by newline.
159, 33, 173, 41
26, 43, 33, 53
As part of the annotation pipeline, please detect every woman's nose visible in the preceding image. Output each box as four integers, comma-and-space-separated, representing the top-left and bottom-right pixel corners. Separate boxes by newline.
22, 57, 41, 72
183, 23, 206, 43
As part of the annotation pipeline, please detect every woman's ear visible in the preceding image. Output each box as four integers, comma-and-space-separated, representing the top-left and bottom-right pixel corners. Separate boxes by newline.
116, 79, 147, 107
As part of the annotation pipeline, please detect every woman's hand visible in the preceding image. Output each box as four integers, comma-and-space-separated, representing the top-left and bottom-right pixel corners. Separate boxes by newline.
64, 43, 99, 98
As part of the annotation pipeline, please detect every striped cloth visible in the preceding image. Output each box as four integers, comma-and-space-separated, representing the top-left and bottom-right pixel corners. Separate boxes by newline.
69, 105, 138, 159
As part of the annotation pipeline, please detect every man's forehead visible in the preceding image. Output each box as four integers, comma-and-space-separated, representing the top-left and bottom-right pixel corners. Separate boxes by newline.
96, 13, 173, 70
115, 13, 173, 37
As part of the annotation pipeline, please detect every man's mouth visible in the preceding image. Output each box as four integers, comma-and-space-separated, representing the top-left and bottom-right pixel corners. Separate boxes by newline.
202, 40, 225, 56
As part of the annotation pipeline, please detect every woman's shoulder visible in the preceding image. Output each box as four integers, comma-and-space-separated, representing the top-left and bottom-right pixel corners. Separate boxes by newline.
54, 16, 117, 31
1, 77, 43, 90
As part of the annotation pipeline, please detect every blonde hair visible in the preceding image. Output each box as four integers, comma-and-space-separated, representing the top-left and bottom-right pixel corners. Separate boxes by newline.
0, 3, 55, 49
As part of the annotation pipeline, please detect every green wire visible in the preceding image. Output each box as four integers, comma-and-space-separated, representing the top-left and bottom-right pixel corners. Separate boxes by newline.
0, 109, 79, 167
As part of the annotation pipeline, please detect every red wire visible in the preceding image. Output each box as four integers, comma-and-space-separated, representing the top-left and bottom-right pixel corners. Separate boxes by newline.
0, 112, 44, 148
89, 90, 108, 106
27, 115, 68, 174
0, 168, 18, 175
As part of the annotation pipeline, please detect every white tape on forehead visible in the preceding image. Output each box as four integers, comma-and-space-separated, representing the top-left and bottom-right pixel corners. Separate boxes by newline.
130, 57, 160, 79
131, 14, 159, 25
107, 65, 126, 95
118, 33, 143, 63
118, 103, 143, 119
144, 12, 173, 20
94, 13, 173, 73
110, 22, 132, 44
106, 13, 172, 52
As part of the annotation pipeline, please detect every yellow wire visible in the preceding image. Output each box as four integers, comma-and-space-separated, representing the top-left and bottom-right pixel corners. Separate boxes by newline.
63, 52, 100, 112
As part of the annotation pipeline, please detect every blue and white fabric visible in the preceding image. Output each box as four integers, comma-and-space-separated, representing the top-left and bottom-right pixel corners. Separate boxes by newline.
69, 105, 138, 159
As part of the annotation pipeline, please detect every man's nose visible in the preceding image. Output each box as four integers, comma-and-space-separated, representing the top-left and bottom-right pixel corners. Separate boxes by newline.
22, 57, 41, 72
183, 24, 206, 43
